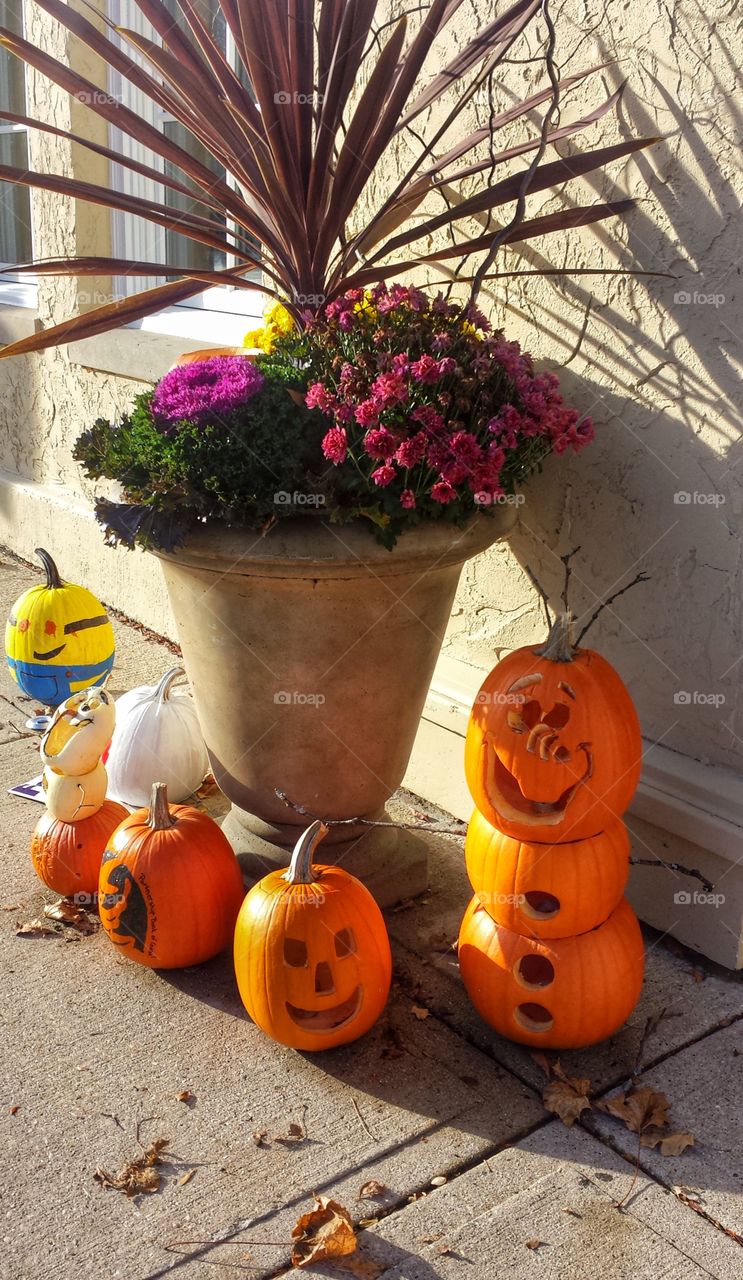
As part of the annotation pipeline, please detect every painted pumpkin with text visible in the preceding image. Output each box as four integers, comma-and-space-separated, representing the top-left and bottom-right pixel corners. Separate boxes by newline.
234, 821, 392, 1051
99, 782, 244, 968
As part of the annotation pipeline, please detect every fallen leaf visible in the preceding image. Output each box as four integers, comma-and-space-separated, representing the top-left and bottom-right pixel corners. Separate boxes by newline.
332, 1254, 387, 1279
641, 1129, 695, 1156
252, 1130, 268, 1147
176, 1090, 195, 1105
94, 1137, 169, 1198
178, 1169, 196, 1185
691, 968, 706, 984
430, 1175, 446, 1186
9, 1105, 19, 1115
291, 1196, 356, 1267
419, 1233, 443, 1244
526, 1238, 545, 1251
411, 1005, 430, 1021
44, 899, 99, 934
358, 1180, 388, 1200
15, 919, 57, 938
543, 1077, 592, 1128
598, 1086, 670, 1134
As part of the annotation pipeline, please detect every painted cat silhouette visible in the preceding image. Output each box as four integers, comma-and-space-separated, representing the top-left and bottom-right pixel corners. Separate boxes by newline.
101, 855, 147, 953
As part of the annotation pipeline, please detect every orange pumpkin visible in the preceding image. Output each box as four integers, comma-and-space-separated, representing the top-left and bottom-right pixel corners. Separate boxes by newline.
233, 821, 392, 1051
464, 614, 641, 843
465, 808, 630, 939
98, 782, 245, 968
458, 894, 644, 1049
30, 799, 128, 898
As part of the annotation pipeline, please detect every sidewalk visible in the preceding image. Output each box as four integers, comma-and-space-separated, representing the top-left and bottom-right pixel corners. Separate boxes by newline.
1, 551, 741, 1280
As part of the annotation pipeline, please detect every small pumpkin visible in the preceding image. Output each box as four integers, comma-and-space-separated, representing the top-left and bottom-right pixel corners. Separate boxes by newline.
234, 821, 392, 1051
458, 894, 644, 1049
43, 761, 108, 822
31, 799, 128, 897
5, 548, 115, 707
464, 613, 641, 843
465, 808, 630, 939
40, 685, 115, 776
99, 781, 244, 968
106, 666, 209, 807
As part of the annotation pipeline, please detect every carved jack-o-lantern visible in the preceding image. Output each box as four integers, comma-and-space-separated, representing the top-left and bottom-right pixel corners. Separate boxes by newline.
458, 894, 644, 1049
233, 821, 392, 1051
40, 686, 115, 776
465, 616, 641, 843
465, 807, 630, 939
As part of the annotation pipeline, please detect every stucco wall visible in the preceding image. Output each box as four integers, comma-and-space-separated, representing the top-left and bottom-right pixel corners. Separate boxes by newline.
0, 0, 741, 775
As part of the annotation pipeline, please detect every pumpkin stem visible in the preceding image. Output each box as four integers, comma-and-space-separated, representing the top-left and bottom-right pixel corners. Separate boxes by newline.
536, 612, 576, 663
284, 820, 330, 885
156, 665, 186, 703
147, 781, 176, 830
35, 548, 64, 590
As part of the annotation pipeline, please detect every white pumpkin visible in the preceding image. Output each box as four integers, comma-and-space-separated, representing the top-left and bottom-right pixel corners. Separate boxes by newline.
106, 666, 209, 807
43, 761, 107, 822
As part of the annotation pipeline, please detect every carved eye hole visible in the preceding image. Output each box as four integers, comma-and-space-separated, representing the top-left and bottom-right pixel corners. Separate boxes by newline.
543, 703, 570, 730
335, 928, 356, 958
520, 700, 542, 729
284, 938, 308, 967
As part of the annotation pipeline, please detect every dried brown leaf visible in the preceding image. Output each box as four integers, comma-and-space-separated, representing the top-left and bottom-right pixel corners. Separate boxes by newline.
598, 1086, 670, 1134
9, 1105, 19, 1115
94, 1137, 169, 1198
44, 898, 99, 934
178, 1168, 196, 1185
357, 1180, 388, 1200
543, 1079, 592, 1128
176, 1090, 195, 1104
291, 1195, 356, 1267
15, 919, 57, 938
526, 1238, 545, 1251
411, 1005, 430, 1021
640, 1129, 695, 1157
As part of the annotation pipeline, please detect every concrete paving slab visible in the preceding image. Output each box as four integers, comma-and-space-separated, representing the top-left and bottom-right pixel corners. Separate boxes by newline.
587, 1017, 743, 1241
384, 806, 743, 1094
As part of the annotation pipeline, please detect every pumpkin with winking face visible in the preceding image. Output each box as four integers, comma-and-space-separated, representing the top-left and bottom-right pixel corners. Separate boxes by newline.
465, 614, 641, 844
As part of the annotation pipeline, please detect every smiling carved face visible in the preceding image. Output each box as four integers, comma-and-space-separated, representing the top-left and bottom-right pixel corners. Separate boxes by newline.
465, 644, 642, 842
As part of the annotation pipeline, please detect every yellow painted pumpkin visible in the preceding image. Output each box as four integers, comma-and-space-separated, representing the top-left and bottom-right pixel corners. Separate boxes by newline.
465, 808, 630, 939
234, 821, 392, 1051
458, 894, 644, 1049
5, 548, 114, 707
465, 614, 641, 843
40, 686, 115, 776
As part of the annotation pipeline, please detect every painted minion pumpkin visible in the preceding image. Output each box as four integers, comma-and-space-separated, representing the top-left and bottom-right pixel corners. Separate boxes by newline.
5, 548, 115, 707
465, 615, 642, 843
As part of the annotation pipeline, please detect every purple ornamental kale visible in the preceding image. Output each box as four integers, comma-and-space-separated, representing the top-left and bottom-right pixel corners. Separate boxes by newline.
151, 356, 264, 426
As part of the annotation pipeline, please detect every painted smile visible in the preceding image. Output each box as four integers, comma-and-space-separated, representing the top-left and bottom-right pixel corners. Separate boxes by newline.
32, 643, 67, 661
483, 744, 593, 826
286, 986, 362, 1032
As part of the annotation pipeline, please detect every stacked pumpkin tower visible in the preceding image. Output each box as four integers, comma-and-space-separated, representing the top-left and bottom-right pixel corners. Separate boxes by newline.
458, 612, 645, 1050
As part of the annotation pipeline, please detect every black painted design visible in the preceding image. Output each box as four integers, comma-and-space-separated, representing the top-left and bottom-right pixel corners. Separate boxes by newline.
101, 862, 148, 953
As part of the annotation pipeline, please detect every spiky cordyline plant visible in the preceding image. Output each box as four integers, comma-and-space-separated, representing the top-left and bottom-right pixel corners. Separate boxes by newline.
0, 0, 657, 359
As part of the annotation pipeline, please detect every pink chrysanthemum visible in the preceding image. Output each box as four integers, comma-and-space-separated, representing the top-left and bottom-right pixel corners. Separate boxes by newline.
322, 426, 348, 464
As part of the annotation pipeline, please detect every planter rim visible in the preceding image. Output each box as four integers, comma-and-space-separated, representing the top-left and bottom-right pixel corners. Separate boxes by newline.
153, 507, 517, 580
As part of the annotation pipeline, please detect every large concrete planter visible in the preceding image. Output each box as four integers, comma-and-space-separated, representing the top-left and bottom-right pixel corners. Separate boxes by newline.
155, 511, 515, 902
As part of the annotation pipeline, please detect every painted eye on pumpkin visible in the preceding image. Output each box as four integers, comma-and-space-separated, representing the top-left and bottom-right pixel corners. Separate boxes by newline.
63, 614, 108, 636
283, 937, 308, 967
335, 927, 356, 958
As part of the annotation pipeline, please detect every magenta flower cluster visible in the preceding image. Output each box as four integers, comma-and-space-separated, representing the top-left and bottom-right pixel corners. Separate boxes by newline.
152, 355, 264, 426
302, 284, 593, 512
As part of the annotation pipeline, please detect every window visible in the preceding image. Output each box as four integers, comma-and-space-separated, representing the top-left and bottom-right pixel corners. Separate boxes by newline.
0, 0, 33, 269
109, 0, 262, 329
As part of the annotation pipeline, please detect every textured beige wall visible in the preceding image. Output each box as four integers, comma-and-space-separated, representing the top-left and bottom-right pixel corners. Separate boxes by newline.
1, 0, 741, 775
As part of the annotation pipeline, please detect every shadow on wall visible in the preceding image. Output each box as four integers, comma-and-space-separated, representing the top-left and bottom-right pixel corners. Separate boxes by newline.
447, 16, 742, 775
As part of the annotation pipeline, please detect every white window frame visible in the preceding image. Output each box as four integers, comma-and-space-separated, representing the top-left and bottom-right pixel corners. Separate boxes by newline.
0, 0, 35, 298
108, 0, 264, 343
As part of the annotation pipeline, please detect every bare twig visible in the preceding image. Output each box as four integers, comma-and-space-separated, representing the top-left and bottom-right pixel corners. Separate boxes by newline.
352, 1097, 377, 1142
560, 546, 581, 612
525, 564, 553, 630
575, 572, 651, 646
275, 790, 468, 838
630, 1009, 667, 1082
630, 857, 713, 893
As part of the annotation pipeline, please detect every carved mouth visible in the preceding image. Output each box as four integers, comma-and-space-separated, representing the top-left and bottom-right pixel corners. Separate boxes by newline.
484, 746, 592, 826
286, 986, 362, 1032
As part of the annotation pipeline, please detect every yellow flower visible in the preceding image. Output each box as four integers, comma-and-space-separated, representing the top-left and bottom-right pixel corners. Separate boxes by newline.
243, 300, 296, 352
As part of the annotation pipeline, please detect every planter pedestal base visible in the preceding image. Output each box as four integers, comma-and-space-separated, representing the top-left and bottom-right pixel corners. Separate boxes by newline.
221, 806, 429, 908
